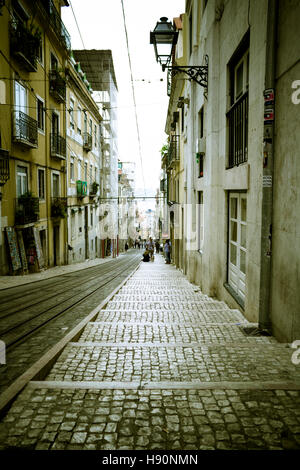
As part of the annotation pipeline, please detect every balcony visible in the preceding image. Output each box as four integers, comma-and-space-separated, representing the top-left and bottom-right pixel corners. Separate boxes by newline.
90, 182, 99, 197
49, 70, 66, 103
40, 0, 71, 51
0, 149, 10, 186
50, 133, 66, 159
15, 194, 39, 226
51, 197, 67, 219
160, 178, 166, 192
167, 135, 180, 170
83, 132, 92, 151
10, 20, 41, 72
12, 111, 38, 148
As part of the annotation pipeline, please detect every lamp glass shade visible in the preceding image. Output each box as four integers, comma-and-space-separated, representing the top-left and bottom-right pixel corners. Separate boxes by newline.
150, 17, 178, 69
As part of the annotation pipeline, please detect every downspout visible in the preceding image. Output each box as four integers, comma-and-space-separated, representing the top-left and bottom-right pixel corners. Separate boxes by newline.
258, 0, 278, 332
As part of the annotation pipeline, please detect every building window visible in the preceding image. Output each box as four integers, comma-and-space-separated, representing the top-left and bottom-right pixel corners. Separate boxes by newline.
37, 98, 44, 131
50, 53, 58, 71
94, 124, 97, 148
38, 168, 45, 199
227, 35, 249, 168
89, 165, 93, 185
228, 192, 247, 301
70, 157, 75, 182
78, 161, 81, 180
84, 162, 88, 182
77, 105, 81, 134
198, 153, 204, 178
189, 10, 193, 56
14, 80, 27, 113
199, 107, 204, 139
52, 173, 60, 197
197, 192, 204, 252
16, 165, 28, 197
69, 98, 75, 129
37, 36, 43, 64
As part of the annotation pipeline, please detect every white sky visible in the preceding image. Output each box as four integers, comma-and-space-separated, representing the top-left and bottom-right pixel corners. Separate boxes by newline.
61, 0, 185, 198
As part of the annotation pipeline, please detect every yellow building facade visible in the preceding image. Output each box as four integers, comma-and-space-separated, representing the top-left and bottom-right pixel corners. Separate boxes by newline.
0, 0, 70, 274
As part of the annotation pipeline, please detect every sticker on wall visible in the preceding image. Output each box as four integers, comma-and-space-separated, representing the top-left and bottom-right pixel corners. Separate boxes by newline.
263, 175, 272, 187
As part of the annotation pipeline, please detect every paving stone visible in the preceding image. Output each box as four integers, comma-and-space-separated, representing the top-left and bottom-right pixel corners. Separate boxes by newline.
1, 256, 300, 450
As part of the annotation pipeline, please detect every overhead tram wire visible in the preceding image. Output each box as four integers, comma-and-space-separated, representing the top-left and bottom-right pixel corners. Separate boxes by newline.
120, 0, 146, 199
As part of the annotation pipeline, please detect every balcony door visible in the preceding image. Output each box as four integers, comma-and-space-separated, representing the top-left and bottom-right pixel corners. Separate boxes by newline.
14, 81, 26, 113
16, 165, 28, 197
51, 112, 59, 136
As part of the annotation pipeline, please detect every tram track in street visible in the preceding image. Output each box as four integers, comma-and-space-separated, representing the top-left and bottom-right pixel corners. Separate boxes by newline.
0, 255, 140, 350
0, 252, 141, 394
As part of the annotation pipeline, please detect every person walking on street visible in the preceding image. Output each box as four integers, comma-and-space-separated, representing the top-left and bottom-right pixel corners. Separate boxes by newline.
164, 239, 171, 264
146, 237, 155, 261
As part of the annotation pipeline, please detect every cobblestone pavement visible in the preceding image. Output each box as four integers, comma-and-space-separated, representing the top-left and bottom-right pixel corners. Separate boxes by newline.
0, 255, 300, 450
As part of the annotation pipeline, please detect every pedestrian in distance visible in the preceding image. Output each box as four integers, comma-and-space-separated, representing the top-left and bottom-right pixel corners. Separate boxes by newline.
146, 237, 155, 261
155, 240, 160, 254
142, 249, 150, 262
125, 242, 128, 252
164, 239, 171, 264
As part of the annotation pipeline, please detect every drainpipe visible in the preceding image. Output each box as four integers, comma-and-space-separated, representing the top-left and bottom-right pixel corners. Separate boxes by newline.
258, 0, 278, 332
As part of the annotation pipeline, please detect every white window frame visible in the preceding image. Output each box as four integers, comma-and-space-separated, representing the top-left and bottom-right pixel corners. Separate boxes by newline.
51, 171, 60, 197
234, 49, 249, 102
70, 156, 75, 183
228, 192, 247, 300
14, 80, 27, 113
16, 163, 29, 197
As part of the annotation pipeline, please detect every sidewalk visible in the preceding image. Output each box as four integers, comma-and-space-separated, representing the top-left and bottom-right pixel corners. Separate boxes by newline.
0, 254, 300, 450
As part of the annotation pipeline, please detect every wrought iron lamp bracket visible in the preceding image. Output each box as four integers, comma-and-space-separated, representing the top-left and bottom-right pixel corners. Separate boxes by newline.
165, 56, 209, 98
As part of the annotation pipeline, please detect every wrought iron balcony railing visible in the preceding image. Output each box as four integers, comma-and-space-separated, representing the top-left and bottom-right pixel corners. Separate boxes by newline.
49, 70, 66, 103
15, 195, 39, 225
40, 0, 71, 50
50, 133, 66, 159
160, 178, 166, 192
12, 110, 38, 148
0, 149, 10, 186
10, 20, 41, 72
227, 91, 248, 168
83, 132, 92, 151
51, 197, 67, 218
167, 135, 180, 169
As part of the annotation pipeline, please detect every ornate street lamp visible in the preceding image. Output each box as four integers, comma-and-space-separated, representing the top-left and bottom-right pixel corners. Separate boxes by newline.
150, 17, 208, 91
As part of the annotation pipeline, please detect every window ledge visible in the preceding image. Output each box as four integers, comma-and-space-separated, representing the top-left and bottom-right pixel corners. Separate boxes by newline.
224, 282, 245, 309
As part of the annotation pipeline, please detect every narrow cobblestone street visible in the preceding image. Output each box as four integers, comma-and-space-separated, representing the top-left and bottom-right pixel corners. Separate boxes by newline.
0, 254, 300, 451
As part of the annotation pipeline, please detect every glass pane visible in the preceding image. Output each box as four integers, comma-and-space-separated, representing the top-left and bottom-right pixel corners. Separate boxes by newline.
230, 197, 237, 219
230, 243, 237, 265
241, 198, 247, 221
241, 224, 246, 248
240, 249, 246, 274
231, 221, 237, 242
236, 62, 243, 99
